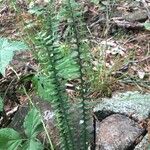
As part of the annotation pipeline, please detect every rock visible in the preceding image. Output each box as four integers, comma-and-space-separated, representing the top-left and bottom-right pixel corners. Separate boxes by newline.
94, 91, 150, 121
96, 114, 145, 150
94, 91, 150, 149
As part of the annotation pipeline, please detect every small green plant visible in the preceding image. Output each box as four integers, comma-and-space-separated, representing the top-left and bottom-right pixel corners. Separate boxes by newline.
0, 108, 44, 150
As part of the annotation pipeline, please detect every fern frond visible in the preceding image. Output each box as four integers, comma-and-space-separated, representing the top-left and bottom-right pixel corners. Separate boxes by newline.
23, 0, 91, 149
35, 32, 76, 149
30, 3, 77, 149
62, 0, 91, 149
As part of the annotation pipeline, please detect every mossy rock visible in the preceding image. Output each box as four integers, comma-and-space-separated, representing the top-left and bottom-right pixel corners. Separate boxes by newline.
94, 91, 150, 121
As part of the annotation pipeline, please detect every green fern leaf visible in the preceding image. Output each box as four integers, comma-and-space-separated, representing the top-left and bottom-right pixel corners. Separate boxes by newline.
0, 37, 28, 76
0, 128, 22, 150
63, 0, 91, 149
56, 55, 79, 79
23, 108, 43, 138
32, 75, 56, 101
0, 96, 3, 112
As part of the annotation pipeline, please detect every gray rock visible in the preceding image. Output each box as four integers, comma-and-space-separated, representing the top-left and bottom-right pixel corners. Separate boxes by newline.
96, 114, 145, 150
94, 91, 150, 121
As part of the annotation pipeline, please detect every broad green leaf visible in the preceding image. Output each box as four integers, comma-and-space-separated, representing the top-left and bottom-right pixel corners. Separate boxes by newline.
0, 128, 22, 150
24, 108, 43, 138
22, 139, 44, 150
0, 96, 3, 111
0, 37, 28, 76
144, 22, 150, 31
